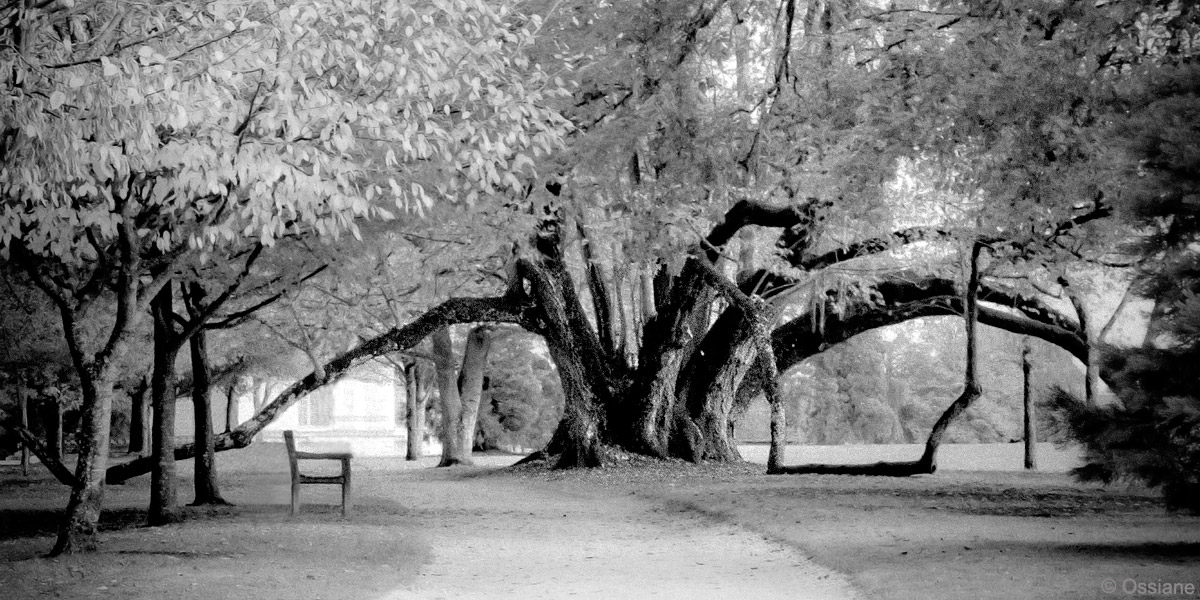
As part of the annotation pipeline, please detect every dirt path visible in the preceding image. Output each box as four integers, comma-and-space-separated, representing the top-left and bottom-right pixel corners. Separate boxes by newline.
1, 451, 858, 599
362, 465, 858, 600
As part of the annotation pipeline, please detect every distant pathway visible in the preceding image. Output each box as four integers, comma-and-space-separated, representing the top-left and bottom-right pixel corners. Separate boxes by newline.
371, 466, 858, 600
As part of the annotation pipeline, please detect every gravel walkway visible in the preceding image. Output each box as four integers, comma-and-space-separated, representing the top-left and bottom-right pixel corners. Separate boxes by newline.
364, 461, 858, 600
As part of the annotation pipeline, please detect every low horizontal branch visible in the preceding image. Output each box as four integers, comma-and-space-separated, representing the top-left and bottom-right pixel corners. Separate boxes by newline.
107, 295, 525, 483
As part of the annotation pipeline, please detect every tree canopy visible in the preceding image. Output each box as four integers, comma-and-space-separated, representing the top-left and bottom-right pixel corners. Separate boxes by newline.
4, 0, 1198, 556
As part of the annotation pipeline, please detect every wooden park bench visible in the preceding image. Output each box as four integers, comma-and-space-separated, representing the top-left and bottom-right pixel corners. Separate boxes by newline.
283, 430, 353, 516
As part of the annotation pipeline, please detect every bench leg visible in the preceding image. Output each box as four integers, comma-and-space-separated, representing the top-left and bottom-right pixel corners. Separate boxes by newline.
341, 460, 352, 516
290, 479, 300, 516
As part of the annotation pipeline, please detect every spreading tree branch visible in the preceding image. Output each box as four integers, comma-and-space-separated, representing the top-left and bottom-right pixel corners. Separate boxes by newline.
105, 295, 528, 482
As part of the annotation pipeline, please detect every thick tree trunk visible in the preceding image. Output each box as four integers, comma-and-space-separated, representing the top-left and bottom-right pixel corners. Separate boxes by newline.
676, 307, 753, 461
1023, 338, 1038, 470
50, 374, 117, 555
188, 325, 229, 505
149, 283, 180, 526
516, 219, 621, 468
690, 255, 786, 470
456, 326, 493, 462
697, 330, 755, 462
623, 266, 716, 456
432, 327, 465, 466
127, 376, 150, 455
522, 268, 609, 467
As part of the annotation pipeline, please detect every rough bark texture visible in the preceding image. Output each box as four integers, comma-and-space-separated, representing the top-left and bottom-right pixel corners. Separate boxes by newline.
519, 253, 610, 468
690, 255, 785, 470
613, 199, 819, 458
519, 198, 1094, 469
51, 377, 115, 555
689, 320, 755, 462
188, 325, 229, 505
148, 282, 180, 526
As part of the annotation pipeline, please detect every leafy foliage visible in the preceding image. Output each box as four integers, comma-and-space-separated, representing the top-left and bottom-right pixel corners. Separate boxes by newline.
1048, 60, 1200, 511
2, 0, 569, 260
475, 333, 562, 450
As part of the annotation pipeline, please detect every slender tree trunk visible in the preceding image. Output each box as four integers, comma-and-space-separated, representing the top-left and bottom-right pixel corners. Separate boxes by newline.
149, 282, 180, 526
1022, 338, 1037, 470
127, 376, 150, 455
456, 326, 494, 462
45, 400, 62, 460
1064, 288, 1096, 407
772, 243, 986, 476
1143, 296, 1170, 348
18, 379, 29, 476
757, 329, 786, 472
188, 324, 229, 505
917, 242, 985, 472
404, 362, 426, 460
224, 382, 238, 433
432, 327, 464, 466
46, 193, 148, 556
